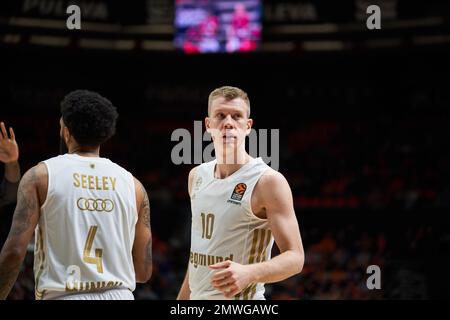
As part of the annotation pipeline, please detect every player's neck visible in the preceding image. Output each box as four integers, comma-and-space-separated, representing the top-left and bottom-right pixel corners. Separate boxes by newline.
68, 145, 100, 158
215, 151, 251, 179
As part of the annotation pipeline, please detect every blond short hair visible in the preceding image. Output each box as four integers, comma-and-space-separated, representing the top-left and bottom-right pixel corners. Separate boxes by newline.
208, 86, 251, 117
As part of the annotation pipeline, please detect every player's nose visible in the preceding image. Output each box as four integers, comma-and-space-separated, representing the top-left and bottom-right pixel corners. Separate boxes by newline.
223, 115, 235, 128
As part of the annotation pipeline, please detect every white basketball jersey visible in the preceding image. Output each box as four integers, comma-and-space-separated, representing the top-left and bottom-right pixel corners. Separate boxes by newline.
189, 157, 274, 300
34, 154, 138, 300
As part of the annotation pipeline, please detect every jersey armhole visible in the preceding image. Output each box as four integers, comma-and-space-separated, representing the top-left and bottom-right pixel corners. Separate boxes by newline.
134, 176, 139, 220
189, 167, 199, 198
40, 161, 50, 211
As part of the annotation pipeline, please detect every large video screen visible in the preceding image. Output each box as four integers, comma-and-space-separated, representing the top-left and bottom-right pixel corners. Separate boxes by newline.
175, 0, 262, 54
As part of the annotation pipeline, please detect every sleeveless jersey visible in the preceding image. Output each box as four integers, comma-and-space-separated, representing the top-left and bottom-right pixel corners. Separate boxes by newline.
189, 157, 274, 300
34, 154, 137, 299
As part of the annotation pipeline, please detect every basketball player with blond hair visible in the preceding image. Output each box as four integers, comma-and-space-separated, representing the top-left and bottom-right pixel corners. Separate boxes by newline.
0, 90, 152, 300
177, 86, 304, 300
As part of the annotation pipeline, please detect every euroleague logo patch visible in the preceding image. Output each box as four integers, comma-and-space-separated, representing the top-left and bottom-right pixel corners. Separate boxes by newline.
230, 183, 247, 202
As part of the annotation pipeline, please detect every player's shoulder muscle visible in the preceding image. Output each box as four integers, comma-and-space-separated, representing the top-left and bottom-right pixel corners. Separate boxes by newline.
254, 168, 292, 208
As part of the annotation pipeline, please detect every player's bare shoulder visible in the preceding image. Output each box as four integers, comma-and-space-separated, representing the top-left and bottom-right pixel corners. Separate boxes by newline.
22, 162, 48, 181
24, 162, 49, 206
257, 167, 290, 194
133, 176, 150, 213
252, 168, 293, 217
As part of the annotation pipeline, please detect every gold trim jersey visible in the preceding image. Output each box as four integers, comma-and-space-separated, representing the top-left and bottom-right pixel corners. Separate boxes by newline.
35, 154, 137, 299
189, 157, 274, 300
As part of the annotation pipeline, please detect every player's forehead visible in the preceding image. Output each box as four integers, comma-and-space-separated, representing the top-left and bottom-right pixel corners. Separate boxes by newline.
210, 97, 247, 114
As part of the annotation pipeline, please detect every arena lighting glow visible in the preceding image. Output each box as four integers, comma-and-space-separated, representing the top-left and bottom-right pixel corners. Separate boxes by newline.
175, 0, 262, 54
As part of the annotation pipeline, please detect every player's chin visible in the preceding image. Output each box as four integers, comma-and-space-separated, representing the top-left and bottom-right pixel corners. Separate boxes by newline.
221, 139, 237, 146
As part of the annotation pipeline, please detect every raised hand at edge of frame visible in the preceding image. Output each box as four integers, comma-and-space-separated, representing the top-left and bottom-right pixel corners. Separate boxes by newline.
0, 122, 19, 164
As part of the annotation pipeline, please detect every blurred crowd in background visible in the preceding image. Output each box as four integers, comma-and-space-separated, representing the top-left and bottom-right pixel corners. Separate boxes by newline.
1, 0, 450, 298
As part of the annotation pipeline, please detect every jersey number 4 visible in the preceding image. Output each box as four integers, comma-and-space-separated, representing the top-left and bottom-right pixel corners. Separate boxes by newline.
83, 225, 104, 273
201, 213, 215, 239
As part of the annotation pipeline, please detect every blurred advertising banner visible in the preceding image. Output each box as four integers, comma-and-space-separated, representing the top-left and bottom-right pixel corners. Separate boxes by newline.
0, 0, 148, 25
1, 0, 449, 26
263, 0, 450, 25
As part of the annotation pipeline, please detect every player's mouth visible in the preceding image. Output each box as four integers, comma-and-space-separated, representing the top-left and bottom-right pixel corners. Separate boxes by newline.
222, 134, 237, 142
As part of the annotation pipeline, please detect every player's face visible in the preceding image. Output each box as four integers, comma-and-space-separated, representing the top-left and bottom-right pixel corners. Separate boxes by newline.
206, 97, 252, 150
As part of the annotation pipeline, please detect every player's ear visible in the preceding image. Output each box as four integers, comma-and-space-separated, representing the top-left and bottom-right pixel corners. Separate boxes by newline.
205, 117, 211, 133
246, 118, 253, 135
63, 126, 71, 143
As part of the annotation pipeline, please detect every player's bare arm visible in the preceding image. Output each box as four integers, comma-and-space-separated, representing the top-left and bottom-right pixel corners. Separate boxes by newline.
132, 178, 152, 283
0, 163, 47, 299
210, 169, 304, 298
176, 166, 198, 300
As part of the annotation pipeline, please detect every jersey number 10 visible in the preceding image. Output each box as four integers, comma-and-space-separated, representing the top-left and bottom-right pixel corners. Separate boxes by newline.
201, 213, 215, 239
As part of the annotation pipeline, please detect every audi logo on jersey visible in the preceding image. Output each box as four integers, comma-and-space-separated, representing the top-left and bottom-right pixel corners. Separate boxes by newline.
76, 197, 115, 212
